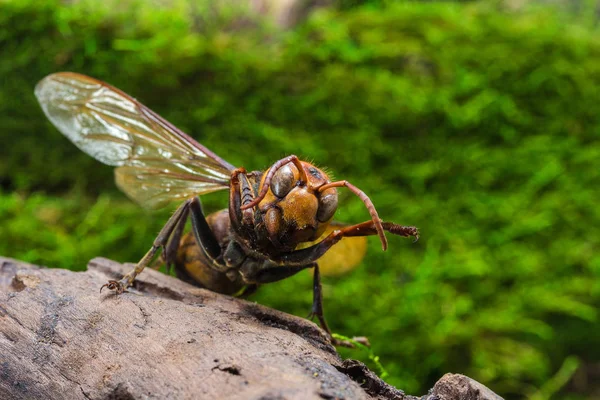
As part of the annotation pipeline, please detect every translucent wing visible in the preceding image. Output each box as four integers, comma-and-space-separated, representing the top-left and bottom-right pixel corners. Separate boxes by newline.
298, 222, 368, 277
35, 72, 235, 209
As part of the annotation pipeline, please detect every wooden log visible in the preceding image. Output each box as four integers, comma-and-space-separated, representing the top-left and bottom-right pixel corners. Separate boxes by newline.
0, 256, 503, 400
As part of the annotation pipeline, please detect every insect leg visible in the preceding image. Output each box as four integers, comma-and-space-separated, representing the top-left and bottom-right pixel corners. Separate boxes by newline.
228, 168, 245, 231
338, 220, 419, 240
151, 204, 190, 273
276, 221, 419, 266
308, 263, 330, 334
308, 263, 370, 348
189, 197, 230, 273
239, 261, 310, 284
101, 199, 193, 294
238, 260, 370, 348
189, 197, 221, 260
229, 168, 257, 231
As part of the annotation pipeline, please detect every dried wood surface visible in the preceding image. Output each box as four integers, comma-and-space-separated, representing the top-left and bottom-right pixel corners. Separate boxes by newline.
0, 256, 503, 400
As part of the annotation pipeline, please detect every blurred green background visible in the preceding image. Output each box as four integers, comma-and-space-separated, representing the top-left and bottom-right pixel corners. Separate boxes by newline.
1, 0, 599, 398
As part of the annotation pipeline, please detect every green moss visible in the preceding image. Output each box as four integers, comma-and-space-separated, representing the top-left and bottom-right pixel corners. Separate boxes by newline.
1, 1, 599, 398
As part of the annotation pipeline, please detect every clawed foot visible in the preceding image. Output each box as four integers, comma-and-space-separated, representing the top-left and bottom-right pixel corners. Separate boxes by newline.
100, 279, 128, 294
410, 227, 420, 243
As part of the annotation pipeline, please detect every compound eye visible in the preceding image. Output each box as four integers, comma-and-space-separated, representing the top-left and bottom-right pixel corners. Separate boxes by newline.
270, 164, 295, 198
317, 190, 338, 222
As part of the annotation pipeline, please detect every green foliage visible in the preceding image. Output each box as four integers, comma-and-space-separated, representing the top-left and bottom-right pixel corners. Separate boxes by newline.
332, 333, 390, 380
1, 1, 599, 398
0, 190, 169, 269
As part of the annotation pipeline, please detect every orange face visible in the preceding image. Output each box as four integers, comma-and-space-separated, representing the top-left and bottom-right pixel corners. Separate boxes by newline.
257, 161, 338, 248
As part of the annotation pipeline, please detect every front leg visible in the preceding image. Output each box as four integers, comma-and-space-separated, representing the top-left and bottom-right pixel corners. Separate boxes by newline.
229, 168, 260, 233
275, 220, 419, 266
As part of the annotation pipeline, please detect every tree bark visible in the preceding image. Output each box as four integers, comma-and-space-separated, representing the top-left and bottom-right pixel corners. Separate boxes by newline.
0, 256, 503, 400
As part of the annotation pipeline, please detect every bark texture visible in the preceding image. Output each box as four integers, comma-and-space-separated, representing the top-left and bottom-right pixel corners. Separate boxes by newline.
0, 256, 503, 400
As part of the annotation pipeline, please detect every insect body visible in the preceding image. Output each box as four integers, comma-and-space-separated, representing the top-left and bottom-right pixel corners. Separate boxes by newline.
35, 72, 419, 346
